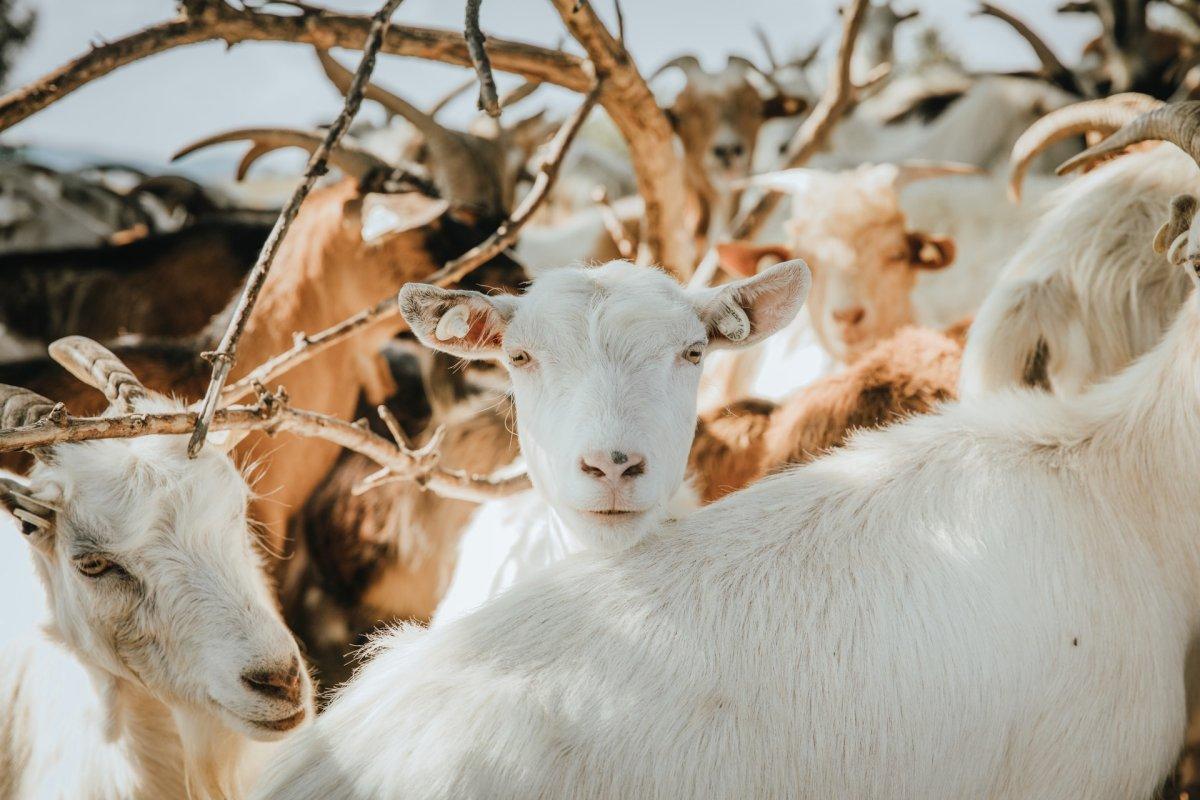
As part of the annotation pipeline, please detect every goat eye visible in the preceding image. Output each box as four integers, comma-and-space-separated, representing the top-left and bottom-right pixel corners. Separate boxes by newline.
75, 555, 117, 578
508, 350, 532, 368
683, 343, 705, 365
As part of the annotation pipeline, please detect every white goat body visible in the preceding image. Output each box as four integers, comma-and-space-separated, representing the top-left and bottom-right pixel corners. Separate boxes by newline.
257, 266, 1200, 800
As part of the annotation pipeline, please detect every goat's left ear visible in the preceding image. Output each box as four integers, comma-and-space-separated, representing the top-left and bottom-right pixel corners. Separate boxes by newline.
691, 259, 810, 349
399, 284, 518, 361
907, 232, 955, 270
1, 477, 59, 545
762, 95, 810, 120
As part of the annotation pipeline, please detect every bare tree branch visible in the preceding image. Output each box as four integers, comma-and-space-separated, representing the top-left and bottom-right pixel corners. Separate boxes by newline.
0, 1, 588, 133
548, 0, 693, 275
753, 23, 779, 72
0, 389, 530, 503
187, 0, 404, 458
220, 85, 601, 404
464, 0, 501, 117
975, 2, 1083, 95
428, 74, 477, 116
592, 186, 636, 259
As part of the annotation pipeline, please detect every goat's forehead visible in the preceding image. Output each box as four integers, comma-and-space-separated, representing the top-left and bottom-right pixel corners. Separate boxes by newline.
511, 264, 702, 348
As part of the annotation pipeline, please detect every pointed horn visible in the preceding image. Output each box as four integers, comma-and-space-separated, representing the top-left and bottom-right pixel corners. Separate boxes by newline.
891, 160, 986, 190
651, 54, 707, 82
498, 80, 543, 109
1057, 101, 1200, 175
429, 75, 477, 117
316, 48, 455, 145
48, 336, 148, 413
171, 127, 389, 181
1009, 93, 1162, 201
727, 54, 785, 94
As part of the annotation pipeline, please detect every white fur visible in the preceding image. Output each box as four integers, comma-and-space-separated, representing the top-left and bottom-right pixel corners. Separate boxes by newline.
259, 267, 1200, 800
0, 394, 313, 799
962, 146, 1197, 397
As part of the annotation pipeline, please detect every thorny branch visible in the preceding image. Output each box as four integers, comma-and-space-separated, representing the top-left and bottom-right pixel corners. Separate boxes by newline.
464, 0, 501, 117
0, 388, 530, 504
220, 84, 602, 404
187, 0, 404, 458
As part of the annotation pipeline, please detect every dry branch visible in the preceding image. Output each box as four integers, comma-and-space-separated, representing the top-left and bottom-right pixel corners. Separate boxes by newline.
464, 0, 501, 117
0, 390, 529, 503
187, 0, 404, 458
0, 1, 588, 133
548, 0, 693, 275
592, 186, 636, 259
975, 2, 1081, 94
220, 85, 601, 404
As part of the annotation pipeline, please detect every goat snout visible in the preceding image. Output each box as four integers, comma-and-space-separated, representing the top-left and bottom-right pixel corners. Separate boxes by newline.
712, 142, 746, 166
580, 450, 647, 482
832, 306, 866, 327
241, 656, 302, 704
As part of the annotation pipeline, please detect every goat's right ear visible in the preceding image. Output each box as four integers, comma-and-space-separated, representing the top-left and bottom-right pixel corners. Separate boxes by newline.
399, 284, 518, 361
359, 193, 450, 244
715, 241, 795, 278
1, 477, 59, 546
690, 259, 811, 349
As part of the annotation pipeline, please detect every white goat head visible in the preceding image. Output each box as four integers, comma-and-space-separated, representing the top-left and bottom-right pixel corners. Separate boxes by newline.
400, 260, 809, 552
0, 337, 313, 741
718, 161, 974, 362
655, 55, 811, 189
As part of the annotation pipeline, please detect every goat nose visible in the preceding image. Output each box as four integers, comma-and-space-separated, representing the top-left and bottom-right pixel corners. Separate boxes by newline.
580, 450, 648, 481
713, 143, 745, 163
832, 306, 866, 326
241, 656, 302, 704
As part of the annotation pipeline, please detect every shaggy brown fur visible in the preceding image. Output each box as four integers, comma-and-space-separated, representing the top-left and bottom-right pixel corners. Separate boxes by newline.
689, 325, 963, 504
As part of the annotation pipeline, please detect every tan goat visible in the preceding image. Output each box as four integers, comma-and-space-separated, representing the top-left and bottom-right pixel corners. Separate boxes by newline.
688, 322, 964, 504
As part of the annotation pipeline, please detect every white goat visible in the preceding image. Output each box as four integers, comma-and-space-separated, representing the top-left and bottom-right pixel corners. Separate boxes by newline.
961, 101, 1198, 397
256, 187, 1200, 800
0, 337, 314, 800
401, 259, 808, 625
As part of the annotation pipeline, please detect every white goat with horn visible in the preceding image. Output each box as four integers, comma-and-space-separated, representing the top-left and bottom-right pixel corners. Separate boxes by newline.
0, 337, 314, 800
404, 259, 809, 624
256, 162, 1200, 798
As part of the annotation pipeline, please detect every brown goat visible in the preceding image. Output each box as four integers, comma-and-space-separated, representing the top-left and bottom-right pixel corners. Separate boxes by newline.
688, 324, 964, 504
0, 220, 266, 345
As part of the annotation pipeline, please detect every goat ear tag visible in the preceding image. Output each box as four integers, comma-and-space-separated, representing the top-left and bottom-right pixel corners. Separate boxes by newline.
361, 193, 450, 243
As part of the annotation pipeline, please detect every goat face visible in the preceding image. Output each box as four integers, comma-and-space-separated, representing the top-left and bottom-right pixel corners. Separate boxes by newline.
719, 165, 955, 362
400, 260, 810, 552
5, 404, 313, 741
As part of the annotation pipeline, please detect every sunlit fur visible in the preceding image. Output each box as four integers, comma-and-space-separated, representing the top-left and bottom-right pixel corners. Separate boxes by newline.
0, 394, 313, 799
262, 273, 1200, 800
962, 146, 1196, 397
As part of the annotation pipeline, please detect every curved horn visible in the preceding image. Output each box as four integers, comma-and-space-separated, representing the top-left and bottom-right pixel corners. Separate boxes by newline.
890, 160, 986, 190
727, 54, 785, 93
1057, 101, 1200, 175
0, 385, 55, 430
48, 336, 148, 413
651, 54, 707, 82
171, 127, 389, 181
1009, 93, 1163, 201
315, 48, 457, 148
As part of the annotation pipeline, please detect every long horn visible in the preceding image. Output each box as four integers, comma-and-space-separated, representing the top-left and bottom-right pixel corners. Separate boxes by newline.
171, 128, 388, 181
1009, 93, 1163, 201
315, 48, 456, 147
891, 160, 986, 190
1057, 101, 1200, 175
48, 336, 148, 413
498, 80, 543, 109
651, 54, 707, 82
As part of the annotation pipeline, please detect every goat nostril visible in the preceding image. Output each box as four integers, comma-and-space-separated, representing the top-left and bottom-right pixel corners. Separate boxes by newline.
622, 460, 646, 478
580, 458, 606, 478
241, 657, 302, 703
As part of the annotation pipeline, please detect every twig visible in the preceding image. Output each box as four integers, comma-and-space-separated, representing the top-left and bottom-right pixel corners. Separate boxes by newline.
975, 2, 1082, 95
465, 0, 501, 118
613, 0, 626, 49
0, 390, 530, 503
187, 0, 403, 457
220, 84, 601, 404
0, 1, 589, 133
753, 23, 779, 72
592, 186, 636, 259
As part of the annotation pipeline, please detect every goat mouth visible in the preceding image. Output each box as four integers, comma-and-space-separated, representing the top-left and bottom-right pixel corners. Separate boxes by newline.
583, 509, 645, 518
243, 706, 307, 732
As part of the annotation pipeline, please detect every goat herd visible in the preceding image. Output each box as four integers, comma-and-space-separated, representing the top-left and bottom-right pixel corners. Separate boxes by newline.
5, 0, 1200, 797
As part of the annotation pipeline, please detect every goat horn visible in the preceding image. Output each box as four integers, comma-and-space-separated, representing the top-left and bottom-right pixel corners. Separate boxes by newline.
1154, 193, 1199, 255
0, 384, 56, 430
171, 128, 389, 181
1009, 93, 1163, 201
498, 80, 543, 109
1057, 101, 1200, 175
891, 161, 986, 190
48, 336, 148, 413
651, 54, 707, 82
315, 48, 458, 148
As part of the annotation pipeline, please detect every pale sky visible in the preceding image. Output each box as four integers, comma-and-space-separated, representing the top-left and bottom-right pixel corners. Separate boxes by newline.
3, 0, 1096, 169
